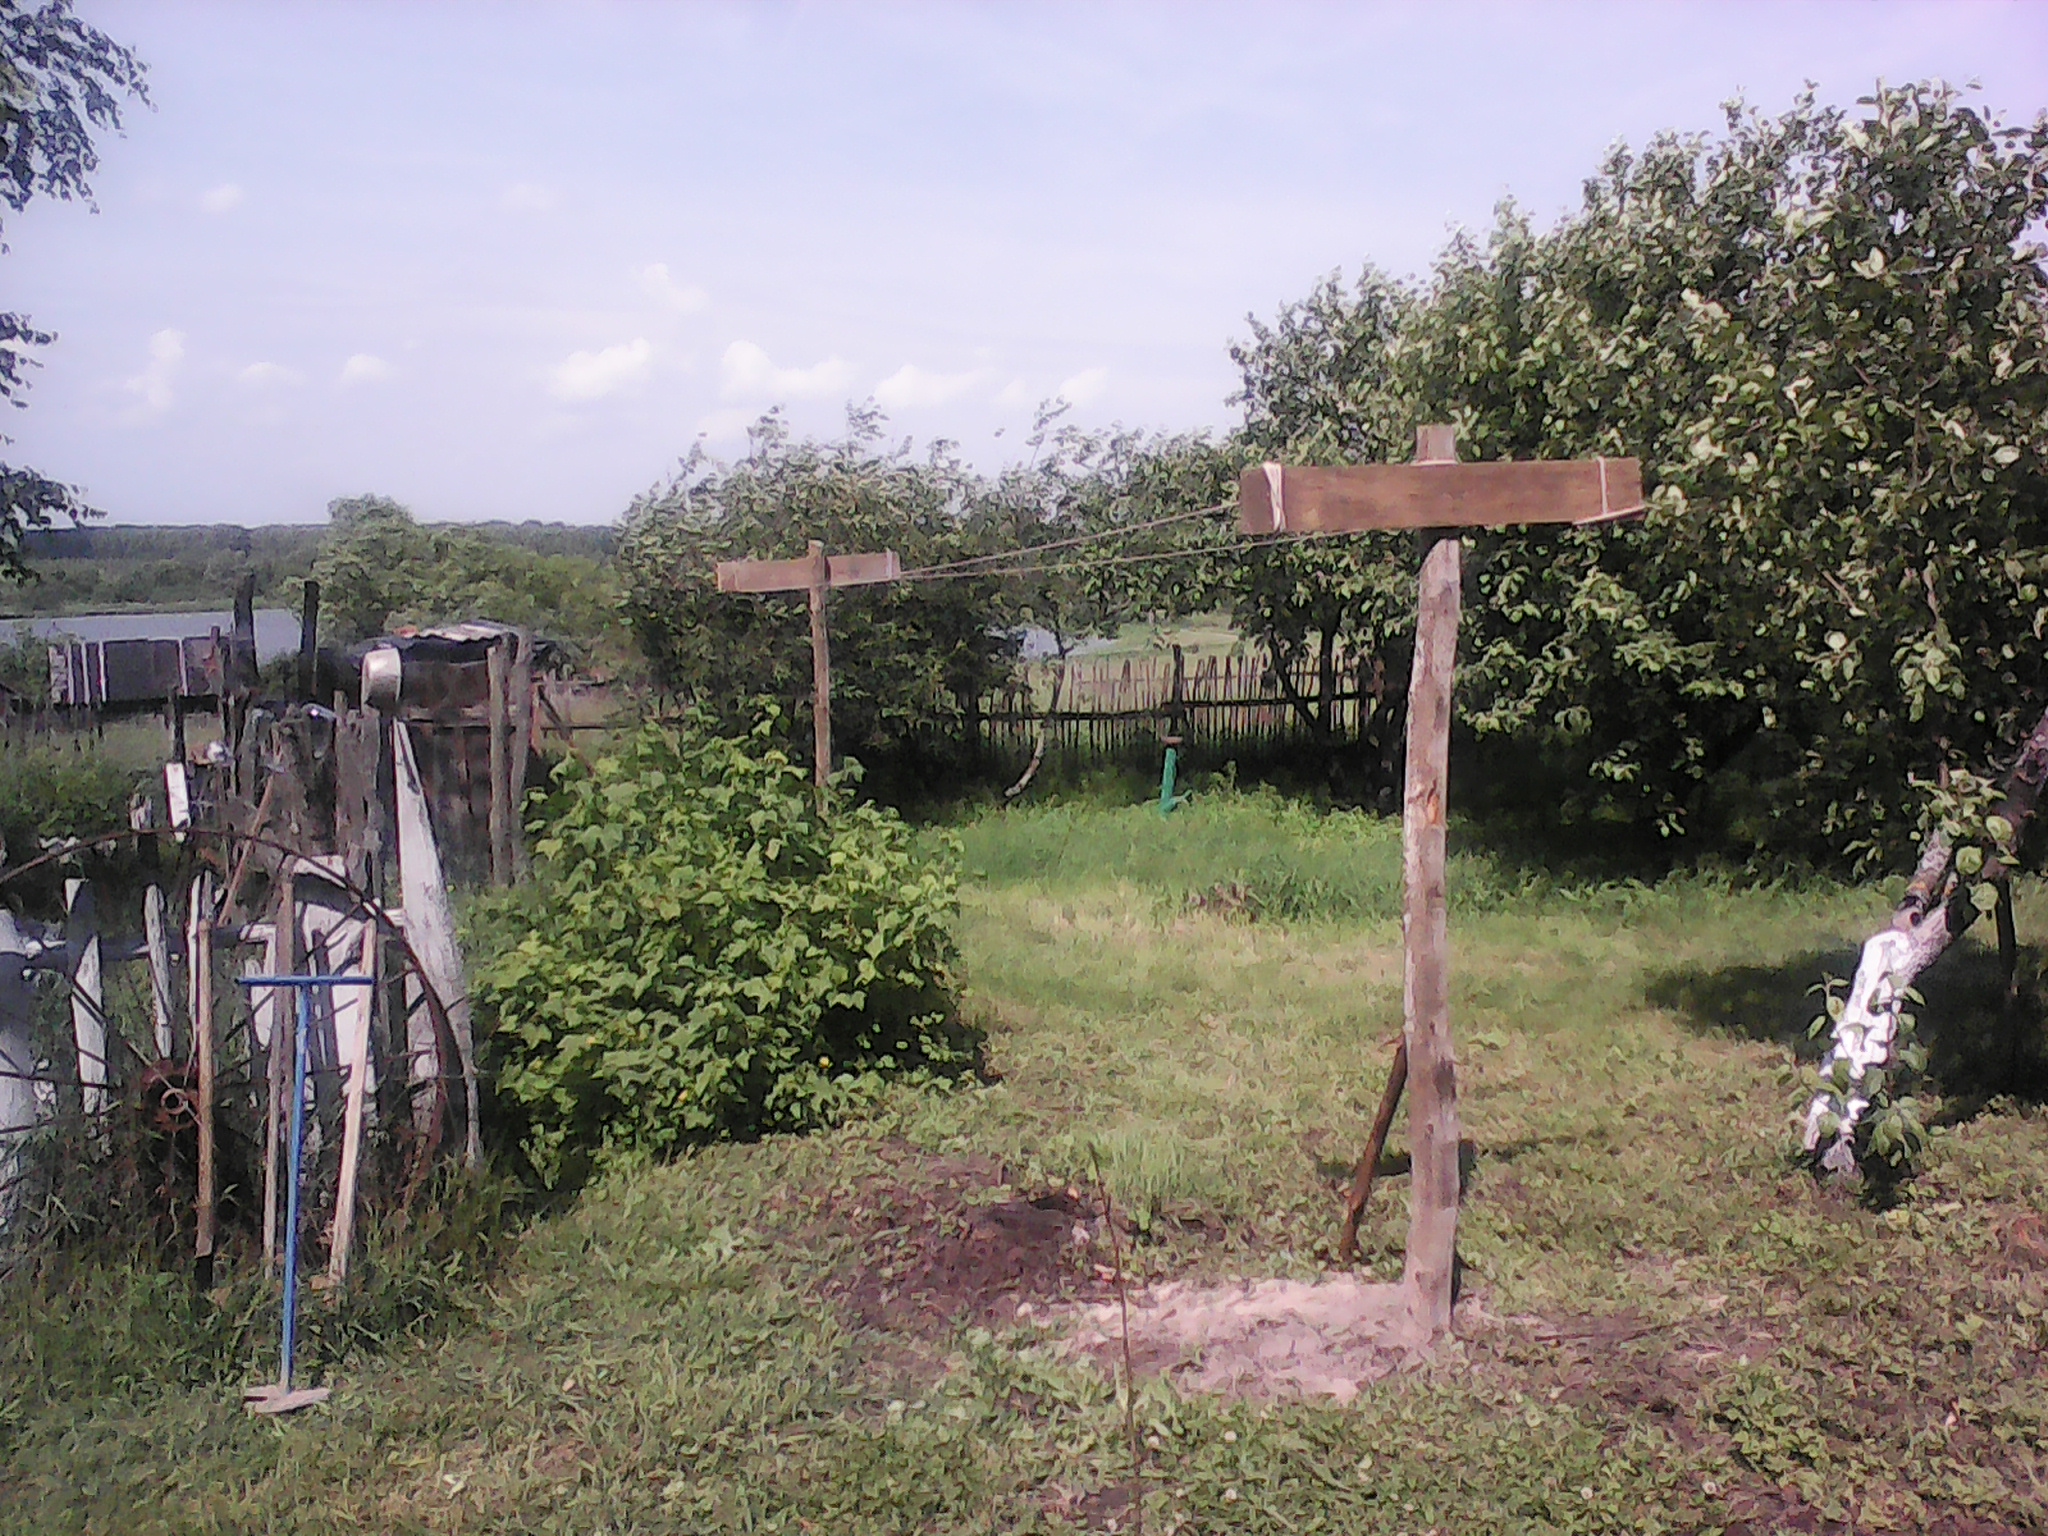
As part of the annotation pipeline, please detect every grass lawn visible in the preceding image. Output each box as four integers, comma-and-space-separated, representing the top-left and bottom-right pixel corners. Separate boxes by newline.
4, 792, 2046, 1533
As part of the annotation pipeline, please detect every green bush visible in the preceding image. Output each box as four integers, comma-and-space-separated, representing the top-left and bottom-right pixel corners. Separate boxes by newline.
0, 740, 140, 877
475, 717, 973, 1188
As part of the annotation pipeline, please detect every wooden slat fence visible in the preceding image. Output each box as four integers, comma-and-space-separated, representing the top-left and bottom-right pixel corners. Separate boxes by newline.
977, 647, 1374, 762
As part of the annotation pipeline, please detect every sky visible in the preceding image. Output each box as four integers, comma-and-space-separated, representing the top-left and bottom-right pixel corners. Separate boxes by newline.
5, 0, 2047, 528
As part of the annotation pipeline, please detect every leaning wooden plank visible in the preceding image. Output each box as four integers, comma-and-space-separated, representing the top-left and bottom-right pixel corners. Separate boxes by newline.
326, 915, 379, 1286
1238, 459, 1645, 535
144, 883, 176, 1060
394, 721, 480, 1164
65, 879, 108, 1119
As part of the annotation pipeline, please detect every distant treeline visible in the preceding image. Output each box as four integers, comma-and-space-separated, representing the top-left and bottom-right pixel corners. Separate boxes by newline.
3, 521, 616, 618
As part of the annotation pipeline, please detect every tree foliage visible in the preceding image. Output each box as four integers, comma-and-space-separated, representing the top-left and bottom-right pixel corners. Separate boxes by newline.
617, 409, 1016, 772
0, 1, 148, 580
1230, 84, 2048, 863
472, 718, 970, 1188
312, 493, 618, 656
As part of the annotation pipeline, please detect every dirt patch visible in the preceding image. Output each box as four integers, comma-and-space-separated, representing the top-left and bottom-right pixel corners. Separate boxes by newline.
807, 1153, 1113, 1336
1059, 1275, 1427, 1403
1722, 1491, 2035, 1536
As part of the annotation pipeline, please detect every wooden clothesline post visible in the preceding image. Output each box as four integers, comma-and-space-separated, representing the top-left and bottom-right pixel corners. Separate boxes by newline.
715, 542, 903, 808
1241, 425, 1643, 1340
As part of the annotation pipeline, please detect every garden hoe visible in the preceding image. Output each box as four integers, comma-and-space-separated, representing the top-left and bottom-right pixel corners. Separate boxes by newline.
237, 971, 375, 1415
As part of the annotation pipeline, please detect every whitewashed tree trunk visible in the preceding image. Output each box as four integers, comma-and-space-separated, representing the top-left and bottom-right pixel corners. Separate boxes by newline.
1806, 703, 2048, 1171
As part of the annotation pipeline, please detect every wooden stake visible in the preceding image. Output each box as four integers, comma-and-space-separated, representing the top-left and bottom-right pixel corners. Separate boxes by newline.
1400, 425, 1463, 1339
190, 870, 218, 1289
807, 540, 832, 808
1337, 1034, 1408, 1265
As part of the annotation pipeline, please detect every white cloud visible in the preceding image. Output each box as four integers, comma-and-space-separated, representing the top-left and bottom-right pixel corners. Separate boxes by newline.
1055, 366, 1109, 406
874, 363, 985, 411
720, 340, 852, 401
640, 262, 709, 314
122, 329, 185, 418
501, 182, 557, 212
338, 352, 393, 386
693, 407, 756, 444
238, 361, 301, 388
200, 183, 244, 213
995, 378, 1031, 410
550, 337, 653, 402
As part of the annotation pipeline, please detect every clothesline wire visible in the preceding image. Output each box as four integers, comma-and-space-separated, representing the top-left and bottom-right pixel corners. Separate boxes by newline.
892, 527, 1318, 586
891, 499, 1236, 581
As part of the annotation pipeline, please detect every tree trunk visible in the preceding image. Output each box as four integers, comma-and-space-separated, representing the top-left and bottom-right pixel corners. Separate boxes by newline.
1806, 700, 2048, 1170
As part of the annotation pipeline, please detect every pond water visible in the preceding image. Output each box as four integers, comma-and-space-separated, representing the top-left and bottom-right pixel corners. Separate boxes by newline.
5, 610, 303, 661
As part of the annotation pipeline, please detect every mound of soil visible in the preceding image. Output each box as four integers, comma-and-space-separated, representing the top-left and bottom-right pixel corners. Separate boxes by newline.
1060, 1275, 1425, 1403
810, 1157, 1110, 1336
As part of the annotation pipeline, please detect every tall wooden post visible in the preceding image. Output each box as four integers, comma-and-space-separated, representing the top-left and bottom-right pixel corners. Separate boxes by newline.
1240, 427, 1643, 1342
1400, 424, 1462, 1337
807, 540, 833, 808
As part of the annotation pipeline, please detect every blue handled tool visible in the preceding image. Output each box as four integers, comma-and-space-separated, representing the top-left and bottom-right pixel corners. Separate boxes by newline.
1158, 738, 1189, 817
235, 971, 375, 1416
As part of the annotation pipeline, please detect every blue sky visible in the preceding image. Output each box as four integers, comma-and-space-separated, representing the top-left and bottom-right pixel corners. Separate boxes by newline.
6, 0, 2047, 526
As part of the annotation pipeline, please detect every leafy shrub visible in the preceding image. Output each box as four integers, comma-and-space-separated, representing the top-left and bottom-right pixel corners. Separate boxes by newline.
475, 717, 972, 1188
0, 739, 142, 891
0, 623, 48, 708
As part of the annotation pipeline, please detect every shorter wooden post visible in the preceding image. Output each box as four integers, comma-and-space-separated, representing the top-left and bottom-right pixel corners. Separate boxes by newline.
508, 629, 533, 881
487, 639, 511, 887
297, 579, 321, 703
807, 540, 833, 809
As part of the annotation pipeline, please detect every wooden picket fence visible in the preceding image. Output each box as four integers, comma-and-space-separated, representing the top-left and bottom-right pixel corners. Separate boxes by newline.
976, 647, 1373, 761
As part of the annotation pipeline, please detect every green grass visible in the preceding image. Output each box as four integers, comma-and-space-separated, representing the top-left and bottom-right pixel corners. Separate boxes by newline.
5, 793, 2048, 1532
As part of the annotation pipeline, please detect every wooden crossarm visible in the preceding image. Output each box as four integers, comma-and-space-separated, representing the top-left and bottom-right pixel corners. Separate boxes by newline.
715, 550, 902, 594
1238, 458, 1644, 536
